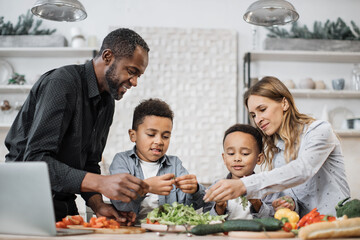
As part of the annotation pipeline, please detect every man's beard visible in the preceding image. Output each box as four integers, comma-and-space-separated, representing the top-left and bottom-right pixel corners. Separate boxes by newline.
105, 62, 122, 100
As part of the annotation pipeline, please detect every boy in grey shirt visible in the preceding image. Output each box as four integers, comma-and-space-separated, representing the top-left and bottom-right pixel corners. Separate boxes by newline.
110, 98, 205, 222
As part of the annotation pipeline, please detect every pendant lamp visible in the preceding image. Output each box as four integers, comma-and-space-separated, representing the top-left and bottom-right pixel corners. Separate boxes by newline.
243, 0, 299, 26
31, 0, 87, 22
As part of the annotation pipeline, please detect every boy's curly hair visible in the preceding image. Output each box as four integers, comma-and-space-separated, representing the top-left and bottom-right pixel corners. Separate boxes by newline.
223, 124, 263, 153
132, 98, 174, 130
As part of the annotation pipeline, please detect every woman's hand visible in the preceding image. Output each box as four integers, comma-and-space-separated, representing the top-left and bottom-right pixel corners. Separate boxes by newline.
175, 174, 198, 194
203, 179, 246, 202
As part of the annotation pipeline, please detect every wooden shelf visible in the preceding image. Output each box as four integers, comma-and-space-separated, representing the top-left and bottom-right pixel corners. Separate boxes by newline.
0, 85, 32, 93
0, 47, 97, 58
335, 130, 360, 138
243, 88, 360, 99
0, 123, 11, 130
247, 50, 360, 63
290, 89, 360, 98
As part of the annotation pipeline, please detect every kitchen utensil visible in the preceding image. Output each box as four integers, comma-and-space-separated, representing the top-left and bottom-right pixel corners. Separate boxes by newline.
0, 59, 14, 85
332, 78, 345, 90
229, 230, 295, 238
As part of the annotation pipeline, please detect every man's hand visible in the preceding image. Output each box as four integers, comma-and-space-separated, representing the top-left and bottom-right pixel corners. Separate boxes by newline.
175, 174, 198, 194
215, 201, 227, 215
81, 173, 149, 202
272, 196, 295, 211
88, 195, 136, 226
203, 179, 246, 202
144, 173, 175, 195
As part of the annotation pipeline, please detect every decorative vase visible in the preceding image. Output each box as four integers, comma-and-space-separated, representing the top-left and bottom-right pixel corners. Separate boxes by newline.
299, 78, 315, 89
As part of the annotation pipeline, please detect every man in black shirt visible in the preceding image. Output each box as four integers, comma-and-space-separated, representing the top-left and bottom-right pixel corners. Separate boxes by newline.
5, 28, 150, 224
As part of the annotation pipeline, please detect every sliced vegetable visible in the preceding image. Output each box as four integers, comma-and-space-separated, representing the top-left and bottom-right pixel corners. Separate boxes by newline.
143, 202, 227, 225
55, 215, 84, 228
297, 208, 336, 229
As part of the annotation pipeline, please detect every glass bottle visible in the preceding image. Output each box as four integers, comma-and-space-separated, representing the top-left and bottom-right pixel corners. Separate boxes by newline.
351, 64, 360, 91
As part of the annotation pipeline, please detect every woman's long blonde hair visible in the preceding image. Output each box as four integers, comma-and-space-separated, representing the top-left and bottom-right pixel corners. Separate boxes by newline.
244, 76, 315, 169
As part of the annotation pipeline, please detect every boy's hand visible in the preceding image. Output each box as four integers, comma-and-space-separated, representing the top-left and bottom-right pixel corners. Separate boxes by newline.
272, 196, 295, 211
144, 173, 175, 195
175, 174, 198, 194
215, 201, 227, 215
249, 199, 262, 213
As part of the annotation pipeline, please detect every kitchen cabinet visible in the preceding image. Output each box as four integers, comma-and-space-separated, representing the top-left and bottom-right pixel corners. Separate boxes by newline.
242, 50, 360, 138
0, 47, 97, 129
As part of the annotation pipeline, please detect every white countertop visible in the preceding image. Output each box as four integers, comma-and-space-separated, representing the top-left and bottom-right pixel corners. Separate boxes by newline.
0, 232, 232, 240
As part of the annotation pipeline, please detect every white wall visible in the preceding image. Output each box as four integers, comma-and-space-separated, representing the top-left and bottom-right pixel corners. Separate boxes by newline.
1, 0, 359, 205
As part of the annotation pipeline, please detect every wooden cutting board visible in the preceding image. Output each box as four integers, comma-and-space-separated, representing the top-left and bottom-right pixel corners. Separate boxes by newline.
67, 225, 146, 234
228, 230, 295, 239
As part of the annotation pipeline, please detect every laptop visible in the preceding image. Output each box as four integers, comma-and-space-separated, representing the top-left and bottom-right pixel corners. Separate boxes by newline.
0, 162, 93, 236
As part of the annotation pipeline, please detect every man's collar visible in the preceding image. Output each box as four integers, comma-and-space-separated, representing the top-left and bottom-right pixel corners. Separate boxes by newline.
85, 60, 100, 99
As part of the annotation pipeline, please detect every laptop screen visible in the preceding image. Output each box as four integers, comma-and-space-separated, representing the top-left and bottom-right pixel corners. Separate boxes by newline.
0, 162, 58, 236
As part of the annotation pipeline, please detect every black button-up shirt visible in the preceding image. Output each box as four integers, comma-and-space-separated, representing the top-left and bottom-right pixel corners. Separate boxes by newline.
5, 60, 115, 202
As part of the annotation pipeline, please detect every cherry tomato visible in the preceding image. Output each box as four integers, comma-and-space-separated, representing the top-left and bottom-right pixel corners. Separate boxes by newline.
282, 222, 293, 232
56, 221, 67, 228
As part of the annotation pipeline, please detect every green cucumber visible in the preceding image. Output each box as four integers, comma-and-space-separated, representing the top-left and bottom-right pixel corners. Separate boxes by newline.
223, 219, 263, 232
190, 223, 224, 236
254, 218, 283, 231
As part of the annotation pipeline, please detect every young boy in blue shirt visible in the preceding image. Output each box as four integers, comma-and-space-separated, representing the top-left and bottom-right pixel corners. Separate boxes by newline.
110, 98, 206, 222
204, 124, 295, 219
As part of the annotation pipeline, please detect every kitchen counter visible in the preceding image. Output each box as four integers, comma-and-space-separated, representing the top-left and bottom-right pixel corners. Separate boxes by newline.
0, 232, 298, 240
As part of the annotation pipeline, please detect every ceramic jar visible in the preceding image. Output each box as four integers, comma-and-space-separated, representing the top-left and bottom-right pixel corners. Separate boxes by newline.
283, 79, 295, 89
299, 78, 315, 89
332, 78, 345, 90
315, 80, 326, 89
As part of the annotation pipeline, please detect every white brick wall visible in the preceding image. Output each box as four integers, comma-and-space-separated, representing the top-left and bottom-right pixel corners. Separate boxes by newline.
103, 27, 238, 184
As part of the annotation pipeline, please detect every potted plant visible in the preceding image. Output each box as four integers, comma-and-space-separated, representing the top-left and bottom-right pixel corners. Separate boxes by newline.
0, 10, 66, 47
264, 18, 360, 52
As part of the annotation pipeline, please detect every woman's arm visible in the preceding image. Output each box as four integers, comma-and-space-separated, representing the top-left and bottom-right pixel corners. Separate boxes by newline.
205, 121, 336, 202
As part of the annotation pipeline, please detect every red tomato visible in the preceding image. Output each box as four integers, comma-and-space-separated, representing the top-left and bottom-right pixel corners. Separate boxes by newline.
62, 217, 72, 226
56, 221, 67, 228
282, 222, 293, 232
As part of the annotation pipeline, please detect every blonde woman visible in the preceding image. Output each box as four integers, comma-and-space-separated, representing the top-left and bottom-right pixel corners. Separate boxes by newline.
204, 76, 350, 217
